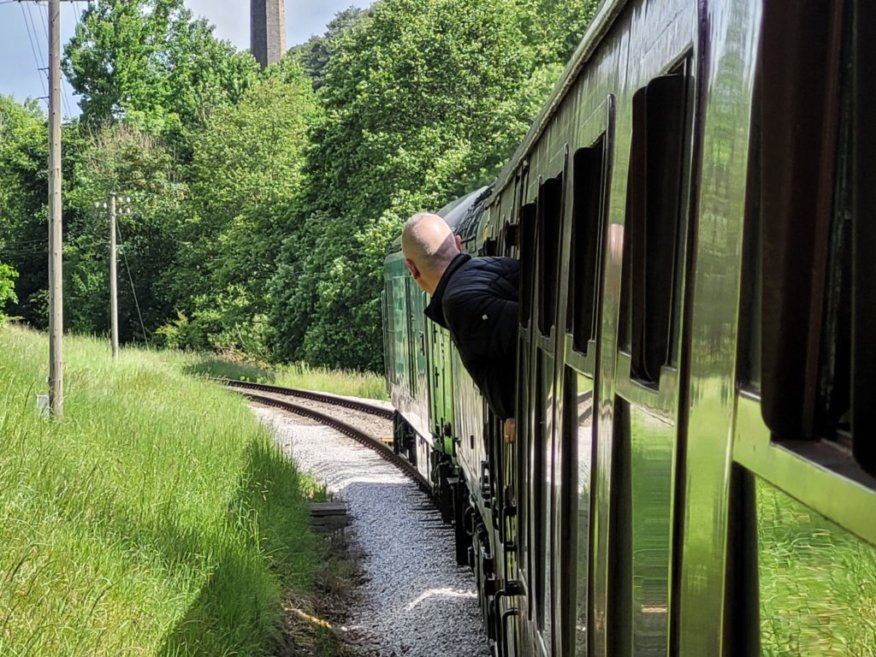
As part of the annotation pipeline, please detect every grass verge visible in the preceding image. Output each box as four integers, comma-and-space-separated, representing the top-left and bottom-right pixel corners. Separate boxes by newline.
180, 353, 388, 401
758, 479, 876, 656
0, 325, 330, 656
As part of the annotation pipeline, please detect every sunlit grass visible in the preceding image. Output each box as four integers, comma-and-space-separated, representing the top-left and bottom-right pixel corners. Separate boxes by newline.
179, 353, 389, 400
0, 325, 324, 656
758, 479, 876, 657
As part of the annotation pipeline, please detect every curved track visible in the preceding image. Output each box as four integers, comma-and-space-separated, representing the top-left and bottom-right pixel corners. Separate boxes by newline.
221, 379, 394, 419
225, 382, 430, 495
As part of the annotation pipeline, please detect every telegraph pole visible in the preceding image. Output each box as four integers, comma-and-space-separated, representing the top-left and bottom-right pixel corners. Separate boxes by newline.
48, 0, 63, 417
96, 193, 130, 359
109, 193, 119, 360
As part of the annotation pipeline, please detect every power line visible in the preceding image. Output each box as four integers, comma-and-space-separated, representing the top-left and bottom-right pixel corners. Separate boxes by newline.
19, 3, 47, 99
115, 221, 150, 345
32, 1, 74, 117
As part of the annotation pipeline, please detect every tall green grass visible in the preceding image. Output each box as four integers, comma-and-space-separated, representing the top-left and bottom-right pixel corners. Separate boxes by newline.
0, 326, 322, 656
181, 354, 388, 401
759, 479, 876, 656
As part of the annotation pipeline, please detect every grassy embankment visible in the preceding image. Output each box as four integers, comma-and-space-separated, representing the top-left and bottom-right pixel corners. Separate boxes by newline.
182, 355, 388, 401
0, 325, 328, 656
758, 479, 876, 656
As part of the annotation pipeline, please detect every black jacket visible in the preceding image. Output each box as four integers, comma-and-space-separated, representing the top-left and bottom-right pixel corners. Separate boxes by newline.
425, 253, 520, 420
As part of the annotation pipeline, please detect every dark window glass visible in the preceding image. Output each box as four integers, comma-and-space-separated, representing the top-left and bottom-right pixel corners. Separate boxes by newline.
538, 176, 564, 336
520, 203, 537, 326
569, 137, 607, 355
750, 0, 874, 475
621, 71, 690, 385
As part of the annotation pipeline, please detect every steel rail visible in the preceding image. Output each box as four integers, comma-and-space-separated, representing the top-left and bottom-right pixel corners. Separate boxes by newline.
220, 378, 394, 419
236, 389, 432, 495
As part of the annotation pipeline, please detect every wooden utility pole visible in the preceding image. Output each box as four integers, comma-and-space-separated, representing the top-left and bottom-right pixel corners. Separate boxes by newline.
48, 0, 63, 417
109, 193, 119, 360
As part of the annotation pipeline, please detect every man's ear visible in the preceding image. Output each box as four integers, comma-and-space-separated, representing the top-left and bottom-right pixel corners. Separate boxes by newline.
404, 258, 419, 279
454, 235, 462, 250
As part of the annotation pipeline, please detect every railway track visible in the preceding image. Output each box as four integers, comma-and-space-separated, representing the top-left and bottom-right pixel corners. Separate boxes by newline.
224, 380, 431, 494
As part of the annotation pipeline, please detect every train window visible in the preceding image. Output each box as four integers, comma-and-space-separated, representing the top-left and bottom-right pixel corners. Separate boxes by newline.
532, 354, 548, 629
392, 279, 408, 388
383, 282, 394, 384
520, 203, 537, 326
749, 0, 875, 475
852, 0, 876, 473
755, 477, 876, 654
538, 176, 563, 337
621, 70, 690, 385
564, 370, 595, 656
568, 137, 607, 355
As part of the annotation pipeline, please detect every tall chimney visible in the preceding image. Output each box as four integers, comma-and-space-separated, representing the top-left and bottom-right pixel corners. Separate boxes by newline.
251, 0, 286, 69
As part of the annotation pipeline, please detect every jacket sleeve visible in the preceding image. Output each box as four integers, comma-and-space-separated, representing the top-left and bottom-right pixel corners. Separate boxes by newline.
444, 289, 519, 419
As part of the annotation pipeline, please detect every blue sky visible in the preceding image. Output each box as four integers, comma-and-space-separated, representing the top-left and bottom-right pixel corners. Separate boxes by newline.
0, 1, 373, 117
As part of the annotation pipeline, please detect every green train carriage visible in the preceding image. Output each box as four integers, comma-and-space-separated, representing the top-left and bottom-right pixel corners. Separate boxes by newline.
382, 0, 876, 655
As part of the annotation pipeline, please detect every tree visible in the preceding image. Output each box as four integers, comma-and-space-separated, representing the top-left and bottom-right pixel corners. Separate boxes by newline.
0, 263, 18, 325
290, 6, 372, 91
64, 123, 187, 340
63, 0, 258, 147
161, 59, 318, 357
270, 0, 597, 370
0, 97, 50, 327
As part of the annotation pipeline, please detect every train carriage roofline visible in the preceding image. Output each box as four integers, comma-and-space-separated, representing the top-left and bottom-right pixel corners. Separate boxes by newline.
493, 0, 626, 197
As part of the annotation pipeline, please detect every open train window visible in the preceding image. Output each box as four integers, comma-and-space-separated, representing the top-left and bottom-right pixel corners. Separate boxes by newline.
568, 137, 607, 356
744, 0, 875, 476
538, 176, 563, 336
620, 64, 691, 385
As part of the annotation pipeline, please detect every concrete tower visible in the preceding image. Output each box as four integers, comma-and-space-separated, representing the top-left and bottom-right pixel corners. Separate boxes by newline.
251, 0, 286, 69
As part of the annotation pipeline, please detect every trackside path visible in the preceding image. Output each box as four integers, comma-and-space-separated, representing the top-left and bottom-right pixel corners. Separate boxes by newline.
255, 406, 491, 657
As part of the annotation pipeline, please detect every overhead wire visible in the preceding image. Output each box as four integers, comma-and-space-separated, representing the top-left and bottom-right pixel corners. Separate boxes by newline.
114, 221, 150, 345
19, 2, 48, 100
36, 1, 74, 118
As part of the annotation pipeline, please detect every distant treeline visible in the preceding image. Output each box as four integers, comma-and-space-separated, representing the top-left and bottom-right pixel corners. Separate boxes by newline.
0, 0, 597, 371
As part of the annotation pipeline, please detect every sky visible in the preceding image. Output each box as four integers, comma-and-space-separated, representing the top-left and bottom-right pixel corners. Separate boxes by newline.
0, 0, 373, 117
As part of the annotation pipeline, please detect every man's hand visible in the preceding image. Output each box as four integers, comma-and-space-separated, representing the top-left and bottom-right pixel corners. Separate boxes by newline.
503, 418, 517, 444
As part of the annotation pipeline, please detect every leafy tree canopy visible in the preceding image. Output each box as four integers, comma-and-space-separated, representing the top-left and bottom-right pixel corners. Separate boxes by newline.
270, 0, 597, 370
63, 0, 259, 142
290, 6, 372, 91
161, 58, 319, 358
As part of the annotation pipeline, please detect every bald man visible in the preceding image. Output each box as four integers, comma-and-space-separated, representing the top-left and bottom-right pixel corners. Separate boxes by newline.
402, 212, 520, 428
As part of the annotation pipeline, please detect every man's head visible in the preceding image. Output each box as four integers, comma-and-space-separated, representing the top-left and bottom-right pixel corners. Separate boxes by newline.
401, 212, 462, 293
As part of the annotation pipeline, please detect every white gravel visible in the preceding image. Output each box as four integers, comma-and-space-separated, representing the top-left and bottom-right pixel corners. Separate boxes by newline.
254, 406, 491, 657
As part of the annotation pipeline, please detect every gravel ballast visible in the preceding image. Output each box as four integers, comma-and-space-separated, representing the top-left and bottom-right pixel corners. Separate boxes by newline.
255, 406, 491, 657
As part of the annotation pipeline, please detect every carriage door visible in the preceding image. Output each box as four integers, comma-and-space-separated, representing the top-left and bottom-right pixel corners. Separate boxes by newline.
606, 56, 697, 657
552, 98, 614, 657
428, 322, 454, 454
517, 156, 566, 656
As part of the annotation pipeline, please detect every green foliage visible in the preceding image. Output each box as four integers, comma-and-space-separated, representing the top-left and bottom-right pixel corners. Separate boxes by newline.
290, 6, 372, 91
182, 354, 389, 400
0, 263, 18, 324
270, 0, 597, 370
64, 123, 187, 340
0, 325, 322, 656
0, 0, 596, 373
63, 0, 258, 146
0, 97, 49, 326
166, 62, 318, 358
